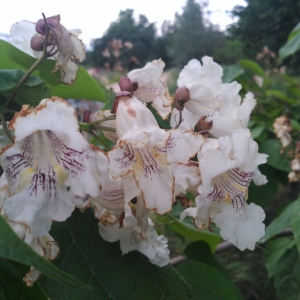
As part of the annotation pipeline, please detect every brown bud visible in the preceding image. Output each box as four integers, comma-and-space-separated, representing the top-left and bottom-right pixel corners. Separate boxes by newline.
194, 116, 213, 132
110, 91, 133, 114
30, 34, 45, 51
174, 86, 190, 111
83, 111, 91, 123
35, 15, 60, 35
119, 76, 133, 93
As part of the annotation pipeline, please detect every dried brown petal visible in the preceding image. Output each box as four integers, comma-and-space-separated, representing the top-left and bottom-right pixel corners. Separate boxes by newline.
194, 116, 213, 132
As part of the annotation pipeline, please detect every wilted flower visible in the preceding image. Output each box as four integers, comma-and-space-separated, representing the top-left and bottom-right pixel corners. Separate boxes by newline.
273, 116, 292, 147
97, 196, 170, 266
11, 15, 85, 84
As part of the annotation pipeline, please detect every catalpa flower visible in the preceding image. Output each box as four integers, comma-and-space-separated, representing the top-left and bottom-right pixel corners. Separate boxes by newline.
108, 93, 204, 226
181, 129, 268, 250
0, 174, 59, 286
0, 97, 103, 237
119, 60, 173, 119
98, 196, 170, 266
11, 15, 85, 84
171, 57, 256, 138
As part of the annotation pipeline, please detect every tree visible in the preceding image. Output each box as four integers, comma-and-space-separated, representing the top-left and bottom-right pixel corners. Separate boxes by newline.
91, 9, 160, 71
228, 0, 300, 64
167, 0, 224, 68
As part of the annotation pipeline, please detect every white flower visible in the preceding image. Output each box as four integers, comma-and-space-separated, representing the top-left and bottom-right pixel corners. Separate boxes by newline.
181, 129, 268, 250
11, 15, 85, 85
0, 98, 104, 237
0, 174, 59, 285
98, 196, 170, 266
108, 93, 204, 226
213, 202, 265, 251
127, 59, 173, 119
171, 57, 256, 138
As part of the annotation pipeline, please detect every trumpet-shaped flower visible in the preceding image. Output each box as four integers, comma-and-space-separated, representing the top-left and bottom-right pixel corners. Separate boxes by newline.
0, 174, 59, 285
98, 196, 170, 266
171, 57, 256, 138
108, 94, 204, 226
0, 97, 104, 237
127, 60, 173, 119
11, 15, 85, 84
181, 129, 268, 250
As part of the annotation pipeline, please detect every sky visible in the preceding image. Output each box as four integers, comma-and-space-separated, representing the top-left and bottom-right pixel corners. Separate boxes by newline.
1, 0, 246, 48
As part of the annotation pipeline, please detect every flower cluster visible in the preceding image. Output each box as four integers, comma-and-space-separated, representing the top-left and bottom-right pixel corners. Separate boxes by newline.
0, 56, 268, 284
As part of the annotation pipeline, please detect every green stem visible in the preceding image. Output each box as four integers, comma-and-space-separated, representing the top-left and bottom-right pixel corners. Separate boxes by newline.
88, 130, 110, 151
89, 115, 116, 125
1, 51, 47, 142
92, 125, 116, 132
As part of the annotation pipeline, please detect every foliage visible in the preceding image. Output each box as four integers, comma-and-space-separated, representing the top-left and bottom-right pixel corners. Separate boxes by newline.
91, 9, 160, 71
228, 0, 300, 64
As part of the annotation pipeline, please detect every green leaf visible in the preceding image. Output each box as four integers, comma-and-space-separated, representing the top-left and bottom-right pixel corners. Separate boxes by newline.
274, 246, 300, 300
176, 262, 237, 300
156, 203, 221, 252
239, 59, 265, 77
292, 194, 300, 254
261, 200, 297, 242
265, 89, 299, 105
0, 214, 89, 290
250, 126, 266, 140
184, 241, 243, 300
0, 258, 48, 300
222, 64, 244, 83
248, 164, 279, 208
264, 237, 295, 278
259, 139, 291, 172
0, 40, 106, 102
0, 69, 45, 91
0, 69, 51, 106
279, 24, 300, 61
39, 209, 193, 300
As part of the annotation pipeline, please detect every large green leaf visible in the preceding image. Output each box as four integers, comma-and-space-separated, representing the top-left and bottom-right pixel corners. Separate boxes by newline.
0, 214, 88, 289
239, 59, 265, 77
274, 246, 300, 300
279, 22, 300, 61
0, 258, 47, 300
184, 241, 243, 299
39, 209, 193, 300
261, 200, 296, 242
264, 237, 295, 278
176, 262, 237, 300
222, 64, 244, 83
0, 69, 51, 106
0, 40, 105, 102
259, 139, 291, 172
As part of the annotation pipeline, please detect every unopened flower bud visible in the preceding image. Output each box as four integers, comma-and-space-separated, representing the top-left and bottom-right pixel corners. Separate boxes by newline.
35, 15, 60, 35
30, 34, 45, 51
119, 76, 134, 93
194, 116, 213, 133
174, 86, 190, 111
